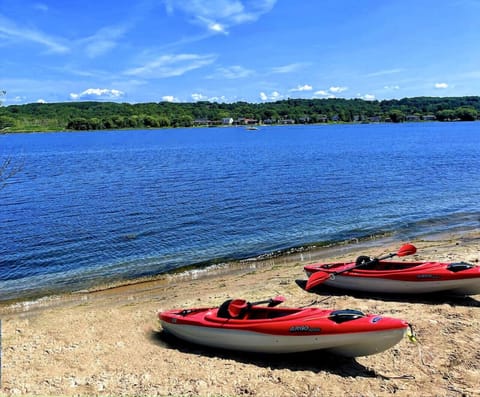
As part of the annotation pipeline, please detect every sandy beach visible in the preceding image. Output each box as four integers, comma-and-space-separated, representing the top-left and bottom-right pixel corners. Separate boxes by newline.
1, 231, 479, 397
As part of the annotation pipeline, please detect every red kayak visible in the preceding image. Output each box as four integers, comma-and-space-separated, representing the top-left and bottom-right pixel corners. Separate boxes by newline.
159, 296, 412, 357
304, 244, 480, 295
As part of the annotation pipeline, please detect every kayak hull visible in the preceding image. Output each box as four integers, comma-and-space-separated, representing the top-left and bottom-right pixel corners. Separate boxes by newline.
159, 302, 409, 357
160, 321, 407, 357
304, 261, 480, 295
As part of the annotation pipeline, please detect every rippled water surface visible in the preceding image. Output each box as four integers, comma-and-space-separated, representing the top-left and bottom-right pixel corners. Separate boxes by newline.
1, 122, 479, 301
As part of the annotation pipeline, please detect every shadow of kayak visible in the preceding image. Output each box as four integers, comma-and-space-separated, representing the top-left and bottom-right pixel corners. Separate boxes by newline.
149, 329, 408, 380
295, 279, 480, 307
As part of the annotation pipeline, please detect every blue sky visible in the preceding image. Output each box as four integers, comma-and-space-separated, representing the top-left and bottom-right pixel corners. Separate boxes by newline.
1, 0, 480, 105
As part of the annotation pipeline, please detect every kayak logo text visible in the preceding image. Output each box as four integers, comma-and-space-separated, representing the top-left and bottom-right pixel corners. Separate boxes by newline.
289, 325, 321, 333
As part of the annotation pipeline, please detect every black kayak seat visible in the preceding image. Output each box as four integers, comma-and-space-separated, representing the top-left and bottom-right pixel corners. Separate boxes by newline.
217, 299, 250, 319
329, 309, 365, 324
447, 262, 474, 272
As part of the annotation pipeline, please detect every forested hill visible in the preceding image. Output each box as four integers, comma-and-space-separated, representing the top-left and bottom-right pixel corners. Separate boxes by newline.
1, 96, 479, 132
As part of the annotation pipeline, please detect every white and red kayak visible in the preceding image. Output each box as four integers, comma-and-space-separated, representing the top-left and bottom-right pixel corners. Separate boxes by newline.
159, 297, 411, 357
304, 259, 480, 295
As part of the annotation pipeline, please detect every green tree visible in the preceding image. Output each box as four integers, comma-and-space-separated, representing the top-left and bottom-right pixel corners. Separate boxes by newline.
1, 90, 22, 189
436, 109, 456, 121
0, 115, 16, 131
454, 107, 478, 121
388, 109, 405, 123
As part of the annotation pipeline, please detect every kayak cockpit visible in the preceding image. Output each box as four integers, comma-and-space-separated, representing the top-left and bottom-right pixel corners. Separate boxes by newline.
215, 298, 303, 320
321, 260, 434, 272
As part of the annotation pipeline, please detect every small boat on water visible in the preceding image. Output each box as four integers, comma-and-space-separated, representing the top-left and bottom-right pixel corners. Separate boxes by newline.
245, 126, 259, 130
159, 296, 411, 357
303, 244, 480, 295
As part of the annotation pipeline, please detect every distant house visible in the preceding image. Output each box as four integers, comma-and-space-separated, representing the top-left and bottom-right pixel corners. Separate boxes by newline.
263, 118, 276, 124
406, 115, 420, 122
222, 117, 234, 125
299, 116, 310, 124
422, 114, 436, 121
194, 118, 211, 126
236, 118, 258, 125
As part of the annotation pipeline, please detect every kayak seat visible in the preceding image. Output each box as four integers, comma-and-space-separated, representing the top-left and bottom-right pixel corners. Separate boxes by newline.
355, 256, 379, 270
217, 299, 250, 319
447, 262, 474, 272
217, 299, 233, 318
329, 309, 365, 324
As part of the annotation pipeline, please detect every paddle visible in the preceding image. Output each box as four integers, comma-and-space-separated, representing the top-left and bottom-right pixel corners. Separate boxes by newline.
305, 243, 417, 291
252, 295, 286, 307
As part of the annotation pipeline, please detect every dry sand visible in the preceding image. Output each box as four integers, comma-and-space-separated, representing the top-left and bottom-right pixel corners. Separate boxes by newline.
0, 231, 479, 397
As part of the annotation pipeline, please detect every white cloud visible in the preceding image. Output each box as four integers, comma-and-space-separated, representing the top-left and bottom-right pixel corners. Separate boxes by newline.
162, 95, 177, 102
290, 84, 312, 92
69, 88, 125, 100
37, 98, 47, 103
191, 93, 209, 101
12, 96, 26, 103
329, 86, 347, 93
208, 95, 227, 102
0, 15, 69, 53
190, 93, 227, 102
358, 93, 376, 101
384, 85, 400, 90
435, 82, 448, 89
313, 86, 347, 98
164, 0, 277, 35
259, 90, 281, 101
209, 22, 227, 33
124, 53, 217, 78
314, 90, 334, 98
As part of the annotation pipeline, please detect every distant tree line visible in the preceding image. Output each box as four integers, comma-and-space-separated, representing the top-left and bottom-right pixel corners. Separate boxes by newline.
1, 90, 22, 188
0, 96, 479, 132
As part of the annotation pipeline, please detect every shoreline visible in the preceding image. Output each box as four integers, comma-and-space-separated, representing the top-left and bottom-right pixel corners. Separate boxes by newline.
1, 226, 476, 309
0, 119, 449, 135
0, 230, 479, 396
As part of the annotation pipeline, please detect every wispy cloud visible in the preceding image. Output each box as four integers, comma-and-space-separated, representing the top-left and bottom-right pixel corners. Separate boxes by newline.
79, 25, 129, 58
208, 65, 254, 79
124, 53, 217, 78
69, 88, 125, 100
435, 82, 448, 89
366, 68, 404, 77
0, 14, 69, 53
34, 3, 49, 12
289, 84, 312, 92
271, 63, 305, 74
164, 0, 277, 34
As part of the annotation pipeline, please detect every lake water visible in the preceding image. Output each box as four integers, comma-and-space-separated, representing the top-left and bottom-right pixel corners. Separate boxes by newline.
1, 122, 479, 302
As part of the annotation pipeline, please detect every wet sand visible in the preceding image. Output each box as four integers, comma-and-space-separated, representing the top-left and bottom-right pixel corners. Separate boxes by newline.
1, 231, 479, 396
